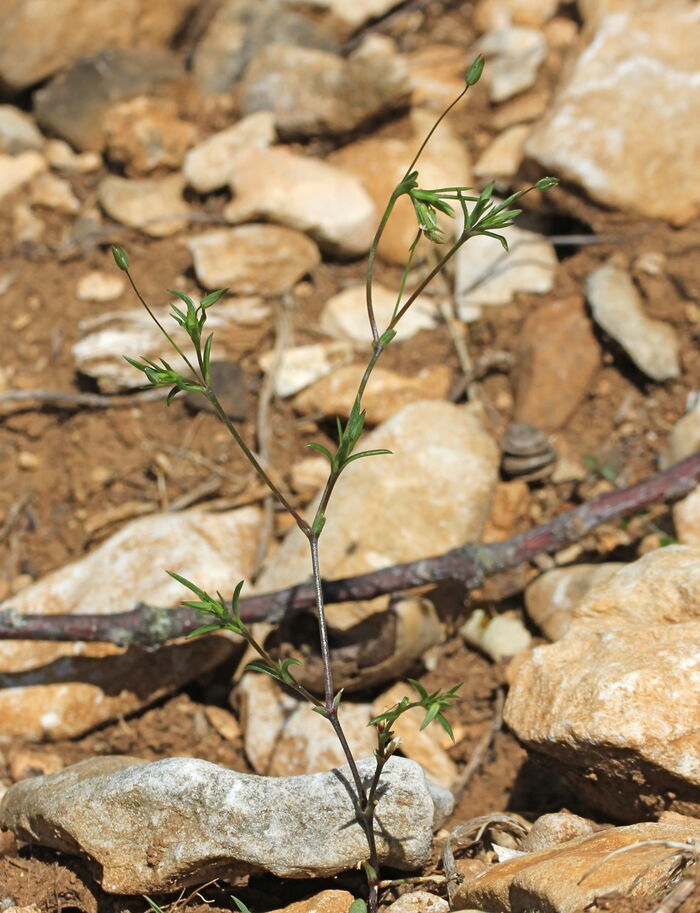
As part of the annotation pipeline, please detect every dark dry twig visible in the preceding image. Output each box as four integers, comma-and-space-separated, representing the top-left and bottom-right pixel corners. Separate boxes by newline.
0, 387, 166, 414
1, 451, 699, 646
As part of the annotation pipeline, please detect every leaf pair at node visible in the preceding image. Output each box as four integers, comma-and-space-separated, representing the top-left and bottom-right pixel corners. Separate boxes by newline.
369, 679, 463, 743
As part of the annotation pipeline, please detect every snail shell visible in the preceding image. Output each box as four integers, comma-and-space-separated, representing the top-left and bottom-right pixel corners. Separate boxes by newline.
501, 421, 557, 481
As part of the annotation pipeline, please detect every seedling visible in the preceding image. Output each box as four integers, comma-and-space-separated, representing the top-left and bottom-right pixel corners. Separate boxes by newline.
115, 57, 557, 913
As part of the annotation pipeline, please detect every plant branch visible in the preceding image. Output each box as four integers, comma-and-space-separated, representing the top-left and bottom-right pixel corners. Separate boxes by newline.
2, 451, 699, 646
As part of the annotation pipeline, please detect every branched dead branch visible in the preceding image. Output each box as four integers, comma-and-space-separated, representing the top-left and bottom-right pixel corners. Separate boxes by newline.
1, 451, 699, 647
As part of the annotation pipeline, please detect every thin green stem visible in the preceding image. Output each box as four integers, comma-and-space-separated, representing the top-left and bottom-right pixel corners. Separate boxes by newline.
365, 194, 400, 344
402, 86, 468, 179
389, 229, 474, 329
241, 631, 322, 708
124, 270, 199, 379
206, 392, 311, 535
390, 229, 421, 325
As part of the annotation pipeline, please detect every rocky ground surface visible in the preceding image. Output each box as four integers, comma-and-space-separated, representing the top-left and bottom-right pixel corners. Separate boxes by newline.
2, 1, 700, 912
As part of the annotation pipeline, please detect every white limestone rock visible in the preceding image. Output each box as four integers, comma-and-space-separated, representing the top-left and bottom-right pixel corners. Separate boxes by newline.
586, 260, 680, 381
0, 755, 453, 892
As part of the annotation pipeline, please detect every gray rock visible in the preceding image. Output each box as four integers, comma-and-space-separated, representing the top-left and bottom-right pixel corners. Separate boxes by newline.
192, 0, 338, 95
586, 260, 680, 381
33, 48, 186, 151
238, 39, 409, 139
0, 755, 453, 893
224, 146, 377, 256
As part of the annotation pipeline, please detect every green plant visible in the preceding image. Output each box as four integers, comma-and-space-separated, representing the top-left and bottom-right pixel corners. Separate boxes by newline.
114, 56, 556, 913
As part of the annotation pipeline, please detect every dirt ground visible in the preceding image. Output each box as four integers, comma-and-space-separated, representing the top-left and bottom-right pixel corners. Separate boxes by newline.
2, 1, 700, 911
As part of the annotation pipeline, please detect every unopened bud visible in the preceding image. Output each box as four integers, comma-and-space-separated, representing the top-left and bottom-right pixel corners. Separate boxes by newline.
465, 55, 485, 86
111, 245, 129, 271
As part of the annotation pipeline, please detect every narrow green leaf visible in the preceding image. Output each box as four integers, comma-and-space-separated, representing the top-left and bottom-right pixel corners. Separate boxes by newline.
279, 657, 302, 683
245, 661, 282, 680
231, 897, 251, 913
111, 245, 129, 271
420, 702, 441, 730
435, 712, 455, 742
202, 333, 214, 385
201, 288, 228, 308
342, 448, 392, 466
170, 304, 187, 327
166, 386, 181, 405
536, 176, 559, 191
408, 678, 429, 701
144, 897, 166, 913
123, 355, 149, 374
186, 624, 223, 639
306, 442, 336, 469
167, 289, 194, 308
167, 571, 210, 602
480, 230, 509, 250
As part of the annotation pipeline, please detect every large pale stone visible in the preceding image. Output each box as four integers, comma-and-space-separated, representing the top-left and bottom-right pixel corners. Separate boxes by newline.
454, 820, 700, 913
187, 225, 320, 295
505, 546, 700, 819
239, 40, 409, 139
674, 488, 700, 549
454, 223, 556, 321
184, 113, 276, 193
98, 173, 190, 238
526, 4, 700, 224
237, 673, 375, 777
330, 109, 472, 265
0, 152, 46, 202
224, 147, 377, 256
256, 402, 499, 592
660, 401, 700, 470
478, 26, 547, 102
320, 283, 439, 342
586, 260, 680, 381
0, 508, 260, 741
0, 0, 195, 91
0, 106, 44, 154
258, 341, 356, 397
524, 563, 625, 640
293, 364, 452, 426
0, 755, 453, 892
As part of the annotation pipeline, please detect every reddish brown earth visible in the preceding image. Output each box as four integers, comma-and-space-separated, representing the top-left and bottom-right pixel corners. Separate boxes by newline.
2, 1, 700, 911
